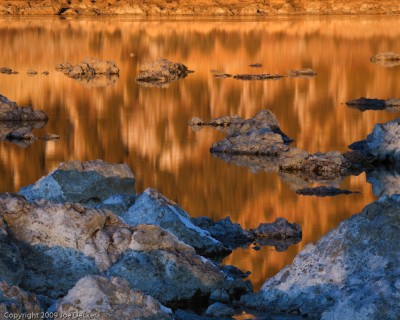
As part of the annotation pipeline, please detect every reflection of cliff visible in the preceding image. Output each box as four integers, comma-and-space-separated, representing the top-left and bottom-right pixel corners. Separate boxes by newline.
0, 17, 399, 289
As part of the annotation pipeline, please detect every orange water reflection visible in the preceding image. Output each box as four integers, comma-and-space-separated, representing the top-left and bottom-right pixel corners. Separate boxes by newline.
1, 16, 400, 291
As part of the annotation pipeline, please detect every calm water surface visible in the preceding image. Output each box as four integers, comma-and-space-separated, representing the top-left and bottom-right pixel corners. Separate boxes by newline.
1, 16, 400, 290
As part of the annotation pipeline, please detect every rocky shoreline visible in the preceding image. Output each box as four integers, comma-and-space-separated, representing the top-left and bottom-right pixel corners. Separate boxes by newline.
0, 0, 400, 16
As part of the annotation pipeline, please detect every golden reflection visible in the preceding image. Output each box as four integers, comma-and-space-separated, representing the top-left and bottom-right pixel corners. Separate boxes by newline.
0, 16, 399, 290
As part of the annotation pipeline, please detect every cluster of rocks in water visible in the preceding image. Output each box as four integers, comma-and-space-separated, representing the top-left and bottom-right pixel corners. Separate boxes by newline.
0, 94, 59, 147
345, 97, 400, 112
55, 57, 120, 87
211, 68, 316, 80
0, 159, 305, 319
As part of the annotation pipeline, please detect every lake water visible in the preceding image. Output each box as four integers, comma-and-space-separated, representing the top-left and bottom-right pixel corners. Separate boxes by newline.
1, 15, 400, 291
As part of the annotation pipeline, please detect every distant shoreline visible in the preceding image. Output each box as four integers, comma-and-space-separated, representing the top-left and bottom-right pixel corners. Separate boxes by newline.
1, 0, 400, 16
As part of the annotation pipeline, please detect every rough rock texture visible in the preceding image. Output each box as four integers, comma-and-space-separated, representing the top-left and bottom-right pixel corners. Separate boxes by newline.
1, 0, 400, 16
0, 281, 42, 315
191, 216, 255, 249
50, 276, 173, 320
241, 195, 400, 319
205, 302, 235, 318
370, 52, 400, 67
19, 160, 136, 209
251, 218, 302, 241
121, 188, 230, 257
0, 94, 48, 122
135, 58, 192, 87
56, 58, 119, 87
0, 193, 246, 304
296, 186, 359, 197
349, 118, 400, 162
346, 97, 400, 112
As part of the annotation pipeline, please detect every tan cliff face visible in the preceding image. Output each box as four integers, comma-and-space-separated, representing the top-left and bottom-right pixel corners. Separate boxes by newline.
1, 0, 400, 15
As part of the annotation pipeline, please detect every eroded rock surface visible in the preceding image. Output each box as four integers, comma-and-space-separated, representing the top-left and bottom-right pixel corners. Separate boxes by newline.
19, 160, 136, 210
56, 58, 119, 87
370, 52, 400, 67
0, 193, 247, 305
0, 281, 42, 315
241, 195, 400, 319
0, 94, 48, 122
346, 97, 400, 112
136, 58, 192, 87
50, 276, 173, 320
121, 188, 231, 257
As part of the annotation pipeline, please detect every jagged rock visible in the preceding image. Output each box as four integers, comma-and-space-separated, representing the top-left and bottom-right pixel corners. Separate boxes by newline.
287, 68, 317, 77
241, 195, 400, 319
136, 58, 192, 87
205, 302, 235, 318
349, 118, 400, 162
251, 217, 302, 240
19, 160, 136, 209
233, 73, 284, 80
50, 276, 173, 320
0, 281, 42, 315
121, 188, 230, 257
296, 186, 360, 197
191, 216, 254, 249
0, 193, 247, 304
370, 52, 400, 67
0, 94, 48, 122
55, 58, 119, 87
346, 97, 400, 112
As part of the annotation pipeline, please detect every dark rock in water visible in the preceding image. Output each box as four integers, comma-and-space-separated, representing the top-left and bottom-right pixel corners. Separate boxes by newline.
0, 94, 48, 122
233, 73, 284, 80
251, 217, 302, 240
346, 97, 400, 112
27, 70, 38, 76
56, 57, 119, 87
205, 302, 235, 318
191, 216, 255, 249
19, 159, 136, 208
5, 127, 36, 141
0, 281, 42, 315
241, 195, 400, 319
136, 58, 192, 87
49, 276, 173, 319
0, 121, 47, 148
220, 265, 251, 280
122, 188, 231, 258
370, 52, 400, 67
296, 186, 360, 197
287, 68, 317, 77
249, 63, 262, 68
210, 70, 232, 78
0, 67, 15, 74
252, 245, 261, 250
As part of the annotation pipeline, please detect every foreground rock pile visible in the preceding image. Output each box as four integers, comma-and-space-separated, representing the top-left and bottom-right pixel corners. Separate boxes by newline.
2, 159, 304, 318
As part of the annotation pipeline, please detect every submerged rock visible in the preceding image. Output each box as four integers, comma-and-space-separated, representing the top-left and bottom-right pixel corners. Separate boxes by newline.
233, 73, 284, 80
50, 276, 173, 320
241, 195, 400, 319
191, 216, 255, 249
287, 68, 317, 77
370, 52, 400, 67
56, 57, 119, 87
0, 94, 48, 122
19, 159, 136, 209
296, 186, 360, 197
121, 188, 231, 257
346, 97, 400, 112
136, 58, 192, 87
0, 193, 247, 305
